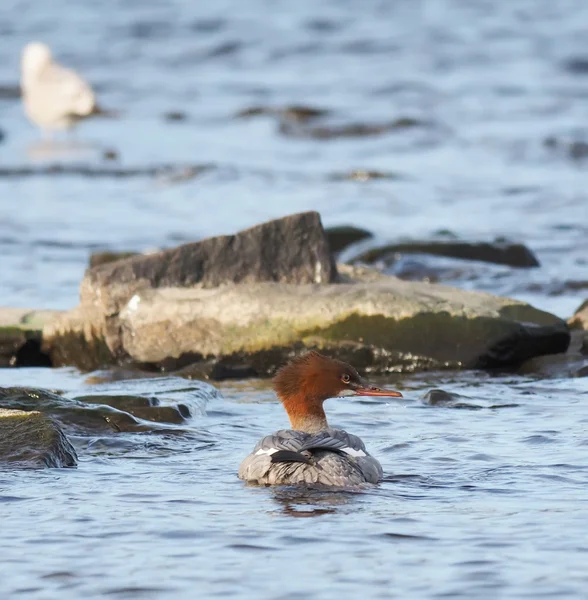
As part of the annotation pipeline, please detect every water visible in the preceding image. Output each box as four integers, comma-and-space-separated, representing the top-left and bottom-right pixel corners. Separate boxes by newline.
1, 368, 588, 599
1, 0, 588, 598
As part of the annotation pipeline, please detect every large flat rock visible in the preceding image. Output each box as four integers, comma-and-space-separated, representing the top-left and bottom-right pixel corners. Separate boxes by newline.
43, 265, 570, 374
0, 407, 77, 468
80, 211, 337, 318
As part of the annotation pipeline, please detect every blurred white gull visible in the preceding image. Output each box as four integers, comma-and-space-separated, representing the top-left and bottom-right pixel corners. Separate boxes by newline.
20, 42, 113, 133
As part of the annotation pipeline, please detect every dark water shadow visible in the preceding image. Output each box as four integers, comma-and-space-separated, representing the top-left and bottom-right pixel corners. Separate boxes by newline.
268, 485, 363, 518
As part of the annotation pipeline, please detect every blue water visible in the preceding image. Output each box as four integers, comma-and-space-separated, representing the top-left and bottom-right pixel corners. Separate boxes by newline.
1, 1, 588, 598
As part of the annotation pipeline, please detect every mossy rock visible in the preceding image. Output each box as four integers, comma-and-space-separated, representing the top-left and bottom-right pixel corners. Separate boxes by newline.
0, 408, 77, 468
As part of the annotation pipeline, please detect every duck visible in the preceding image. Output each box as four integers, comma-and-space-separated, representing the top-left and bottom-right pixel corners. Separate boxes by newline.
238, 351, 402, 487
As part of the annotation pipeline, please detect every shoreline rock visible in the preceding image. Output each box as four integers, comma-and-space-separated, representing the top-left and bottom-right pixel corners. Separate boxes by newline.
43, 263, 570, 375
351, 239, 540, 269
0, 213, 572, 376
0, 407, 77, 468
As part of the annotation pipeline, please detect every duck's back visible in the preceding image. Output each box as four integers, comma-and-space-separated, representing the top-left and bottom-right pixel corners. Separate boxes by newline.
238, 428, 383, 487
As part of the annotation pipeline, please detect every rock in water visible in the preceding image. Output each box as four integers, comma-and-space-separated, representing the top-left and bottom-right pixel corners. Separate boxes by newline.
80, 211, 336, 317
0, 408, 77, 468
43, 263, 570, 373
569, 300, 588, 330
352, 240, 539, 268
325, 225, 373, 254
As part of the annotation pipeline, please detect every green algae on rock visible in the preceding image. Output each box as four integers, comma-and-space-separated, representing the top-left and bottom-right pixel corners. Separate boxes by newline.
42, 264, 569, 374
0, 407, 77, 468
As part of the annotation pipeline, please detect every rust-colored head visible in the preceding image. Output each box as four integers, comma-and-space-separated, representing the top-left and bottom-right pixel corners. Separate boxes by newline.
273, 351, 402, 432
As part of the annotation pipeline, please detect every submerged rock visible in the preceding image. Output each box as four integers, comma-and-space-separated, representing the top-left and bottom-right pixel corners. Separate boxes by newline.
43, 263, 570, 374
0, 381, 213, 435
235, 104, 329, 123
422, 389, 519, 410
518, 330, 588, 378
325, 225, 373, 254
0, 163, 213, 179
352, 239, 539, 268
279, 117, 425, 140
163, 110, 188, 122
0, 407, 77, 468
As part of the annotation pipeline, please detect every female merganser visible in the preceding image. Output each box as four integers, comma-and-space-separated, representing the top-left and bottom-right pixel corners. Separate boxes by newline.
239, 351, 402, 487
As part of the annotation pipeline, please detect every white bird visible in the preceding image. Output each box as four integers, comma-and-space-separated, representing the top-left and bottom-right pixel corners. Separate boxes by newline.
20, 42, 111, 133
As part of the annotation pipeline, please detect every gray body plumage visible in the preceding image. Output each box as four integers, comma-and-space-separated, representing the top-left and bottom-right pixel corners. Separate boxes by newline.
238, 428, 383, 487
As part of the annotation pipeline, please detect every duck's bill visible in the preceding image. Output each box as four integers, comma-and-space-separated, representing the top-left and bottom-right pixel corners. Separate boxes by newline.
352, 383, 403, 397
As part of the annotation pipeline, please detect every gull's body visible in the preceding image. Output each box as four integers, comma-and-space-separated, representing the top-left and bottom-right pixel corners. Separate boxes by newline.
238, 351, 402, 487
20, 42, 100, 131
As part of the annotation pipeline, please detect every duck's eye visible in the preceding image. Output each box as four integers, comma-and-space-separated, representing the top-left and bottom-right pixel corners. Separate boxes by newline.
341, 373, 351, 384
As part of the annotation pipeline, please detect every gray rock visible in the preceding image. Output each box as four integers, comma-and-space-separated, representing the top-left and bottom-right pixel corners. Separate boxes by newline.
352, 239, 540, 268
43, 264, 570, 374
0, 384, 212, 435
80, 211, 336, 319
0, 408, 77, 468
518, 330, 588, 378
325, 225, 373, 254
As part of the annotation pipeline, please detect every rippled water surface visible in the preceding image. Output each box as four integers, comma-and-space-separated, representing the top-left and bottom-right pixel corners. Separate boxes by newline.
1, 0, 588, 598
1, 367, 588, 599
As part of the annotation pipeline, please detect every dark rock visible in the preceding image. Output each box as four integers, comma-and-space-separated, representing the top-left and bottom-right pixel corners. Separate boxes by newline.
0, 163, 213, 179
102, 149, 119, 161
518, 330, 588, 378
325, 225, 373, 254
174, 360, 259, 381
279, 117, 425, 140
422, 389, 460, 405
44, 263, 570, 374
352, 239, 539, 268
236, 105, 329, 122
569, 141, 588, 160
280, 106, 330, 123
563, 57, 588, 74
164, 111, 188, 122
74, 395, 190, 424
0, 407, 77, 468
80, 211, 337, 318
422, 389, 519, 410
0, 383, 212, 435
543, 135, 588, 161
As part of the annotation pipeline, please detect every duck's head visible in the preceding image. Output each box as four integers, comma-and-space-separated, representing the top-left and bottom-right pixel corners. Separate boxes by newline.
273, 351, 402, 432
